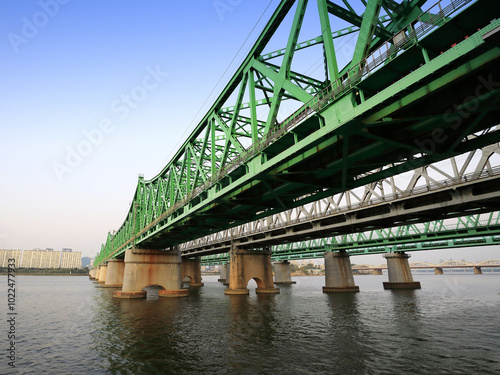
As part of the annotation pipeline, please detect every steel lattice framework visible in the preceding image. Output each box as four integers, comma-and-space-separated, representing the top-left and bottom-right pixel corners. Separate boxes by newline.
94, 0, 500, 268
180, 144, 500, 255
200, 211, 500, 264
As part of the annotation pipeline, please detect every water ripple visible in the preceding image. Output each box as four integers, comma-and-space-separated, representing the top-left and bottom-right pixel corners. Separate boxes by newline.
1, 274, 499, 374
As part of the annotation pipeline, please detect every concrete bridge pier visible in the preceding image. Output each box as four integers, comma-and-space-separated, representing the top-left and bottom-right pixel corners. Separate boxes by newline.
89, 269, 96, 279
218, 263, 229, 283
434, 267, 444, 275
224, 247, 280, 295
93, 267, 100, 282
273, 260, 296, 285
113, 248, 188, 299
102, 258, 125, 288
97, 264, 108, 284
323, 251, 360, 293
473, 266, 483, 275
181, 257, 204, 287
383, 252, 421, 289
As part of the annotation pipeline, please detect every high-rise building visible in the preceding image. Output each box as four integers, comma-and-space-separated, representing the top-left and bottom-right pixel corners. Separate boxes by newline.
0, 249, 22, 267
0, 248, 82, 269
60, 250, 81, 269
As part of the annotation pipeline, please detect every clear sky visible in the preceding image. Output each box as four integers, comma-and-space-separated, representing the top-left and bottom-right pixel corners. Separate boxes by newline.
0, 0, 497, 264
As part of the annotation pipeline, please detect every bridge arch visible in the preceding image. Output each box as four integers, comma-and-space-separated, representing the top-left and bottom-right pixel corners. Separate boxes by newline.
224, 248, 279, 295
142, 284, 164, 297
112, 249, 188, 299
247, 277, 265, 290
410, 262, 436, 268
438, 260, 474, 267
478, 259, 500, 266
180, 257, 204, 287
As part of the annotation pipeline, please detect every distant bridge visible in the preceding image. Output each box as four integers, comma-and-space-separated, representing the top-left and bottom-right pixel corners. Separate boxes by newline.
353, 259, 500, 274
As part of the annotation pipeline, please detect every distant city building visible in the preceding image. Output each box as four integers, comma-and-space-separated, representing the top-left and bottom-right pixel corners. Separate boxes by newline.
0, 249, 22, 267
0, 248, 82, 269
60, 250, 81, 268
201, 265, 218, 272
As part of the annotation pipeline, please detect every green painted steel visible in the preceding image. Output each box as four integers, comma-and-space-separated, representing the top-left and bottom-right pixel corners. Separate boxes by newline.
93, 0, 500, 268
200, 212, 500, 264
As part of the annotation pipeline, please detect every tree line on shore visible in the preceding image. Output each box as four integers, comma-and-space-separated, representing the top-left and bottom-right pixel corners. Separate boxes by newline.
0, 267, 88, 275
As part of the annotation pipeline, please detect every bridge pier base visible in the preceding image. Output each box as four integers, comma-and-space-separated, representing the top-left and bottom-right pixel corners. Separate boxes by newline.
113, 248, 188, 299
97, 265, 107, 284
473, 266, 482, 275
434, 267, 444, 275
383, 252, 421, 290
102, 258, 125, 288
93, 267, 100, 282
224, 248, 279, 295
274, 260, 296, 285
181, 257, 204, 287
218, 263, 229, 283
323, 251, 359, 293
89, 269, 96, 279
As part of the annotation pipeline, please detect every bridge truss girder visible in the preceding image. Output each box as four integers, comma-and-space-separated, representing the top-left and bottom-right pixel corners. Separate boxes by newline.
95, 0, 500, 268
201, 211, 500, 264
181, 144, 500, 256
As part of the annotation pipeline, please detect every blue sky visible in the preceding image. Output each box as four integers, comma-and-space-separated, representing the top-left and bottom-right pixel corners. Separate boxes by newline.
0, 0, 497, 264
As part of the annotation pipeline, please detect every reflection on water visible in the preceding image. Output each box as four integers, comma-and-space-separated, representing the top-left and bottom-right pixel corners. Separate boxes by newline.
324, 293, 368, 373
2, 275, 500, 374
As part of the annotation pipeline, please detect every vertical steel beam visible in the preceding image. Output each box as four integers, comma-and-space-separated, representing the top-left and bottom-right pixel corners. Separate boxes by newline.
248, 70, 259, 144
317, 0, 340, 83
210, 119, 216, 177
352, 0, 383, 65
266, 0, 308, 133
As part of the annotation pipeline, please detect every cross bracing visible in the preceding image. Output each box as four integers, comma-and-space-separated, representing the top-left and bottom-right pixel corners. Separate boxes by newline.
200, 211, 500, 264
94, 0, 500, 268
180, 145, 500, 256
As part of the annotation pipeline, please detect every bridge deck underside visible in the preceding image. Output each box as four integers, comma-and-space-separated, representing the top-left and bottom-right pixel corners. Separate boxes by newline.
182, 176, 500, 257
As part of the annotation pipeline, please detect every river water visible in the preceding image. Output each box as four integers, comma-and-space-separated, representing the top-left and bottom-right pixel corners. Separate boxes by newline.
1, 274, 499, 374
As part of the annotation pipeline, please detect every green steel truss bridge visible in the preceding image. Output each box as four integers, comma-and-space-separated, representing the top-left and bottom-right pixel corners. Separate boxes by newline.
94, 0, 500, 268
200, 211, 500, 264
